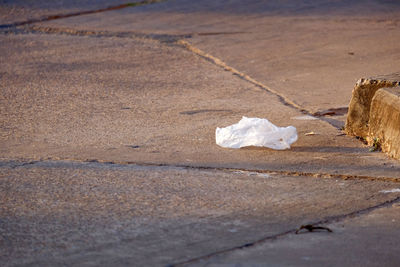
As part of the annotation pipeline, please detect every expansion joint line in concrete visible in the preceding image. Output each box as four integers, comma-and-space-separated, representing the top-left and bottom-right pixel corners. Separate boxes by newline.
177, 40, 355, 131
0, 0, 167, 29
169, 195, 400, 266
7, 25, 190, 44
176, 40, 352, 130
3, 158, 400, 183
176, 40, 311, 114
2, 25, 245, 43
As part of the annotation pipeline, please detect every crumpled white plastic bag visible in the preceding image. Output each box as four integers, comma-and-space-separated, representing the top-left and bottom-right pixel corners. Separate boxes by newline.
216, 116, 298, 150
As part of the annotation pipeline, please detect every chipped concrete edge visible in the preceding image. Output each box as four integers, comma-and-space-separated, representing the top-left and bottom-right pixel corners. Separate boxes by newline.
345, 73, 400, 160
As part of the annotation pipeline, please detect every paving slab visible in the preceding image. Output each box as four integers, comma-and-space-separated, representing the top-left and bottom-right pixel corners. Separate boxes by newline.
34, 0, 400, 113
196, 197, 400, 267
1, 161, 400, 266
1, 33, 400, 177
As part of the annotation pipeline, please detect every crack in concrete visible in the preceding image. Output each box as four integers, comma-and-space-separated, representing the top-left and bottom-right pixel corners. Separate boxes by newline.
194, 31, 248, 36
2, 158, 400, 183
176, 40, 347, 130
179, 109, 233, 115
0, 0, 167, 29
1, 25, 246, 42
2, 25, 190, 44
177, 40, 307, 113
169, 195, 400, 266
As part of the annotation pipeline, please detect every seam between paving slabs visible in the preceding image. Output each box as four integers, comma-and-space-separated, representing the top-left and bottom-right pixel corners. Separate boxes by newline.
176, 40, 306, 112
176, 40, 348, 130
12, 25, 312, 116
1, 26, 246, 43
169, 196, 400, 266
0, 0, 167, 29
2, 159, 400, 183
3, 25, 191, 43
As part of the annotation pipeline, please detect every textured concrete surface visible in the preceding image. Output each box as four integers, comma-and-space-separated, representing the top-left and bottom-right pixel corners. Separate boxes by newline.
1, 161, 400, 266
2, 0, 400, 266
1, 33, 400, 178
38, 0, 400, 113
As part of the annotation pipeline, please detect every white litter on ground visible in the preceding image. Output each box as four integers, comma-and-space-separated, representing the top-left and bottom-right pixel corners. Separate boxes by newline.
216, 116, 298, 150
379, 188, 400, 193
291, 115, 318, 120
233, 170, 271, 178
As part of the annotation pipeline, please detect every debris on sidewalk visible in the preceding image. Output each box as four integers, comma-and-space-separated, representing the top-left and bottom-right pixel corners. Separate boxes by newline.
216, 116, 298, 149
305, 131, 317, 136
232, 170, 271, 178
291, 115, 318, 121
295, 224, 333, 234
369, 137, 381, 152
313, 107, 348, 117
379, 188, 400, 193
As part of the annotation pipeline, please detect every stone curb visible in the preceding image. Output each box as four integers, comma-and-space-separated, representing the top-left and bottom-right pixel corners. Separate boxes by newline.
345, 73, 400, 159
368, 87, 400, 159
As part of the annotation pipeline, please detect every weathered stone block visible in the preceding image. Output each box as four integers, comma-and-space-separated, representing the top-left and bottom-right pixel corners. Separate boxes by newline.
368, 87, 400, 160
345, 73, 400, 137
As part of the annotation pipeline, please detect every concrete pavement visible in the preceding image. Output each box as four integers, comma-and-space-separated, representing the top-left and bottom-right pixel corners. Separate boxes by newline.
2, 161, 400, 266
1, 1, 400, 266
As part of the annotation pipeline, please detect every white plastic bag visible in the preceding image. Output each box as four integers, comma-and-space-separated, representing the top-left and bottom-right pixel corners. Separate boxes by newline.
216, 116, 298, 150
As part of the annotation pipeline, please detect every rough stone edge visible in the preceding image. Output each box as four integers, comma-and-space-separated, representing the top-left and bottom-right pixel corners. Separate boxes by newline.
345, 73, 400, 137
368, 87, 400, 160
